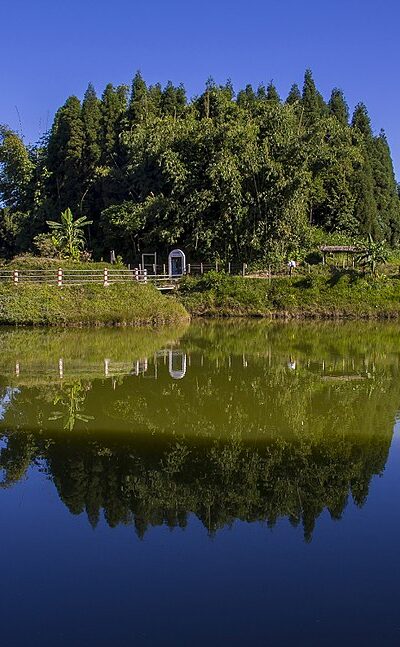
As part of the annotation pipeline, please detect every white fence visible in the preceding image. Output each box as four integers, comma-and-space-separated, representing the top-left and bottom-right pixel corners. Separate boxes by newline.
0, 268, 179, 290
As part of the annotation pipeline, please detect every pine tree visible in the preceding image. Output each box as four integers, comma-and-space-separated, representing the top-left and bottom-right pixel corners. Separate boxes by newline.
351, 103, 372, 136
82, 83, 102, 175
286, 83, 301, 105
351, 158, 379, 238
175, 83, 187, 115
46, 96, 85, 212
266, 81, 280, 103
256, 83, 267, 101
328, 88, 349, 125
369, 131, 400, 243
100, 83, 128, 164
237, 84, 257, 111
350, 104, 400, 240
128, 71, 148, 123
161, 81, 178, 117
302, 69, 326, 123
148, 83, 162, 117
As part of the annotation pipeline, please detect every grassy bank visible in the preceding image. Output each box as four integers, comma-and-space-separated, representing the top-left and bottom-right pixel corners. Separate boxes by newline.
178, 271, 400, 319
0, 283, 188, 326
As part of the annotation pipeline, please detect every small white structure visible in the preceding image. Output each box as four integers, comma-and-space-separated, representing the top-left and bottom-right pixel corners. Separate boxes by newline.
168, 350, 187, 379
168, 249, 186, 277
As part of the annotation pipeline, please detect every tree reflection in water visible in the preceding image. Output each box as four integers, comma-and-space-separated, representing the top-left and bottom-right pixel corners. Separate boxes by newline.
0, 320, 399, 541
49, 382, 94, 432
0, 422, 393, 541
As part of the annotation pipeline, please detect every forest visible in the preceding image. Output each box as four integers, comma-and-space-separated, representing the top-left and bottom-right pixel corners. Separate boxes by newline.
0, 70, 399, 265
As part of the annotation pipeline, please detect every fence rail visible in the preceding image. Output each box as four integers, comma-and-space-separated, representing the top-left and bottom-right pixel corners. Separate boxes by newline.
0, 268, 180, 289
140, 262, 248, 276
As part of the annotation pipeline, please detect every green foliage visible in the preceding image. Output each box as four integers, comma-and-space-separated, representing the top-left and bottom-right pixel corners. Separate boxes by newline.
356, 234, 389, 273
46, 208, 92, 259
328, 88, 349, 125
1, 70, 399, 262
0, 126, 34, 209
33, 232, 59, 258
179, 271, 400, 318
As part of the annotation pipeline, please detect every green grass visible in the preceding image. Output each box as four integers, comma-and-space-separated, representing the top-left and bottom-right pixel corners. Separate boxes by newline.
0, 255, 124, 270
178, 270, 400, 318
0, 282, 189, 326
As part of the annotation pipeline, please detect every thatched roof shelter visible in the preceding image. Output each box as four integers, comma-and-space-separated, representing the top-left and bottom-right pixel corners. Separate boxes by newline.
319, 245, 361, 253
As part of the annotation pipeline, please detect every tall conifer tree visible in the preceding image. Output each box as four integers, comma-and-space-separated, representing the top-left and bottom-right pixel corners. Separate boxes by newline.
266, 81, 280, 103
302, 69, 326, 123
82, 83, 102, 175
101, 83, 128, 164
46, 96, 84, 211
128, 71, 148, 123
328, 88, 349, 125
286, 83, 301, 104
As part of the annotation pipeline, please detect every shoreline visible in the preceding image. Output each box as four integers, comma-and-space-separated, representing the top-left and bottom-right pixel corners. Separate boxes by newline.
2, 271, 400, 326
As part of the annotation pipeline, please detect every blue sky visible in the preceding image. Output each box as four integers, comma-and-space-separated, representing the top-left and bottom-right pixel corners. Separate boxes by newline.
2, 0, 399, 175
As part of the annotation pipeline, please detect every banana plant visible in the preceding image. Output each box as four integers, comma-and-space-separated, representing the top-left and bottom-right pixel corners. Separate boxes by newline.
356, 234, 389, 274
47, 208, 92, 260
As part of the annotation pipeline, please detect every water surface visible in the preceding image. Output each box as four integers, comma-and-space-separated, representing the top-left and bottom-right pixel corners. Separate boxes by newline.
1, 321, 400, 646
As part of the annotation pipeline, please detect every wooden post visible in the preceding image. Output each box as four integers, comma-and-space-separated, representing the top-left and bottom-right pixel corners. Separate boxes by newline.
228, 262, 231, 274
58, 268, 63, 287
200, 262, 204, 275
242, 263, 246, 277
163, 263, 166, 275
134, 268, 139, 281
13, 269, 19, 285
143, 269, 148, 283
216, 260, 218, 272
104, 268, 109, 287
58, 358, 64, 379
187, 264, 191, 274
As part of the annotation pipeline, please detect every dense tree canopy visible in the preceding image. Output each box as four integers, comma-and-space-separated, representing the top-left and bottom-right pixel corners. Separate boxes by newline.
1, 70, 399, 262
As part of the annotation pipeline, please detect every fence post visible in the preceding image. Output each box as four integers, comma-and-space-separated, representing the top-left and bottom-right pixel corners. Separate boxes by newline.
104, 268, 109, 287
216, 260, 219, 272
228, 262, 231, 274
57, 268, 63, 287
13, 269, 19, 285
187, 264, 191, 274
143, 269, 148, 283
200, 262, 204, 275
242, 263, 246, 277
163, 263, 166, 275
134, 268, 139, 281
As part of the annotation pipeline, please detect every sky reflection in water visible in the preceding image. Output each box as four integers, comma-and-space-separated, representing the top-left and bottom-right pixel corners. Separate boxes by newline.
1, 321, 400, 646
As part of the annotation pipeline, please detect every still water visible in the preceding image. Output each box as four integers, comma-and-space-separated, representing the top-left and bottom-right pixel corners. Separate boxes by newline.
1, 321, 400, 646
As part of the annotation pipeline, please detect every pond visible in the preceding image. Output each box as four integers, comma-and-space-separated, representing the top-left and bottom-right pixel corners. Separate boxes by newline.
1, 320, 400, 646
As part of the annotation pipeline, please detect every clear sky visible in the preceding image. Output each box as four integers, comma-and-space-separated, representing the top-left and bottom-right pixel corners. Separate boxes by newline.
2, 0, 399, 175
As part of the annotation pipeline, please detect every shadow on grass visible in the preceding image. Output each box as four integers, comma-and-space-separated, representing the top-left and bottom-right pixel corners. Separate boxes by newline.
327, 268, 361, 287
